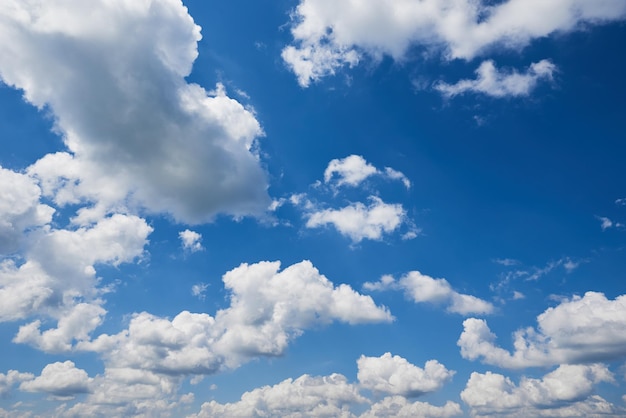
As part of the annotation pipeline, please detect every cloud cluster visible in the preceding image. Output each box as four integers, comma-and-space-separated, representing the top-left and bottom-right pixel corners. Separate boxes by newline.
179, 229, 203, 252
459, 292, 626, 368
282, 0, 626, 89
20, 361, 92, 398
364, 271, 494, 315
1, 0, 270, 224
324, 155, 411, 189
461, 364, 617, 417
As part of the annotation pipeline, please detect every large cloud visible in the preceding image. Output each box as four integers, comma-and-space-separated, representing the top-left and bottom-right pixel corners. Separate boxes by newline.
461, 364, 620, 417
364, 271, 494, 315
0, 0, 269, 224
357, 353, 454, 397
458, 292, 626, 368
282, 0, 626, 87
80, 260, 392, 376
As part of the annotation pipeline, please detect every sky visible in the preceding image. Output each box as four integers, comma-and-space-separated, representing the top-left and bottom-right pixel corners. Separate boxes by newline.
0, 0, 626, 417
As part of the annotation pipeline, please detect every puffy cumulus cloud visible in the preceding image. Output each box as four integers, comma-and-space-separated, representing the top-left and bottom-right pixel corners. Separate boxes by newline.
364, 271, 494, 315
1, 213, 152, 350
0, 166, 54, 255
190, 374, 365, 418
361, 397, 462, 418
0, 370, 34, 397
1, 0, 269, 224
434, 60, 556, 98
306, 197, 407, 243
80, 260, 392, 376
324, 155, 410, 189
19, 361, 92, 398
357, 353, 454, 397
458, 292, 626, 368
282, 0, 626, 87
461, 365, 619, 417
179, 229, 203, 252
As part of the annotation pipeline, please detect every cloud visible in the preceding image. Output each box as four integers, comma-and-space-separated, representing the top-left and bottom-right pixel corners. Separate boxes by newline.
357, 353, 454, 397
461, 365, 618, 417
324, 155, 410, 189
458, 292, 626, 368
0, 370, 34, 397
596, 215, 624, 230
364, 271, 494, 315
179, 229, 203, 252
191, 283, 209, 300
361, 397, 462, 418
0, 166, 54, 255
1, 0, 270, 224
282, 0, 626, 87
434, 60, 556, 98
189, 374, 366, 418
493, 258, 520, 267
19, 361, 92, 398
80, 260, 392, 377
616, 198, 626, 206
305, 197, 407, 243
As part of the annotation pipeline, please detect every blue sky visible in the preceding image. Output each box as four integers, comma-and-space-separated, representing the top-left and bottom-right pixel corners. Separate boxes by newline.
1, 0, 626, 416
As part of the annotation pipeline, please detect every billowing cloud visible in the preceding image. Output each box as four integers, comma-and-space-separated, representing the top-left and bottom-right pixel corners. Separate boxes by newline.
282, 0, 626, 87
458, 292, 626, 368
1, 0, 269, 224
357, 353, 454, 397
306, 197, 407, 243
361, 397, 462, 418
461, 365, 619, 417
190, 374, 365, 418
434, 60, 556, 98
80, 260, 392, 376
179, 229, 203, 252
364, 271, 494, 315
0, 370, 34, 397
19, 361, 92, 398
324, 155, 410, 189
0, 166, 54, 255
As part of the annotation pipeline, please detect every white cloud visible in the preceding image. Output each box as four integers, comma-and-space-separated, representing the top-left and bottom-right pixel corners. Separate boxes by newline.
597, 215, 624, 230
361, 397, 462, 418
306, 197, 406, 243
190, 374, 365, 418
282, 0, 626, 87
20, 361, 92, 398
191, 283, 209, 300
357, 353, 454, 397
616, 198, 626, 206
179, 229, 203, 252
323, 155, 411, 189
461, 365, 618, 417
458, 292, 626, 368
0, 370, 34, 397
1, 0, 269, 224
493, 258, 520, 266
0, 166, 54, 255
80, 260, 392, 376
364, 271, 494, 315
434, 60, 556, 98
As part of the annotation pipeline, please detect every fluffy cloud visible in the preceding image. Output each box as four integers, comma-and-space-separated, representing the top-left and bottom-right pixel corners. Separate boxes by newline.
361, 397, 462, 418
434, 60, 556, 98
0, 370, 34, 397
357, 353, 454, 397
306, 197, 407, 243
364, 271, 494, 315
0, 167, 54, 255
19, 361, 92, 398
282, 0, 626, 87
190, 374, 365, 418
81, 260, 392, 376
458, 292, 626, 368
1, 0, 269, 224
596, 215, 624, 230
324, 155, 410, 189
179, 229, 203, 252
461, 365, 618, 417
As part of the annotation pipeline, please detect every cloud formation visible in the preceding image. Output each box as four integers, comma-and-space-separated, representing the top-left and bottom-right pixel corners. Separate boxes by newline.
434, 60, 556, 98
461, 364, 618, 417
19, 361, 92, 398
324, 155, 411, 189
364, 271, 494, 315
458, 292, 626, 368
179, 229, 203, 252
282, 0, 626, 87
1, 0, 270, 224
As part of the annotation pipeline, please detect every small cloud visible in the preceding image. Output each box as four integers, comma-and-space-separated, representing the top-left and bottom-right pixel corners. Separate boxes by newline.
493, 258, 520, 267
191, 283, 209, 300
512, 291, 525, 300
615, 198, 626, 206
596, 215, 624, 231
179, 229, 203, 252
